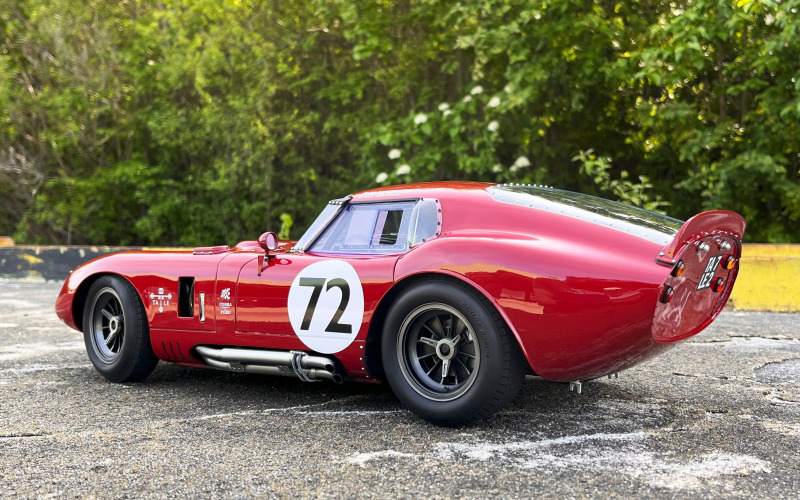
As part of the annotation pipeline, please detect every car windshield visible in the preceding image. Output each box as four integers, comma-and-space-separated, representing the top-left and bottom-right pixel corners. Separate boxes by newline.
291, 202, 343, 252
309, 201, 417, 254
487, 184, 683, 244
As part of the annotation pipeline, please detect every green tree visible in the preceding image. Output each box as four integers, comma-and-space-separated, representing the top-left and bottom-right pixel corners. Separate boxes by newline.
1, 0, 798, 245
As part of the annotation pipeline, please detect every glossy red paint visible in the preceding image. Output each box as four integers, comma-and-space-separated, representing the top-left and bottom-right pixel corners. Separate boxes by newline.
55, 181, 745, 387
392, 186, 675, 381
652, 233, 742, 343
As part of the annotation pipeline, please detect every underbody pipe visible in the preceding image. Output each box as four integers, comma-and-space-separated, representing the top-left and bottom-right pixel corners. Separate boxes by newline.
194, 346, 343, 384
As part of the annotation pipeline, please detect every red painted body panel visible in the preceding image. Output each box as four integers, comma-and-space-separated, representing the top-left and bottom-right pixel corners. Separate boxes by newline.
55, 181, 745, 386
393, 187, 673, 381
652, 234, 742, 342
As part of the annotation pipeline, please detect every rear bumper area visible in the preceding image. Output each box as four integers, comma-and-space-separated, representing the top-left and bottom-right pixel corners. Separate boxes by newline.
652, 231, 743, 343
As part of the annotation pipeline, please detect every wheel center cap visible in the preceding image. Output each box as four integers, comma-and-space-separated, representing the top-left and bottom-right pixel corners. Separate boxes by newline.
436, 340, 456, 360
109, 317, 119, 334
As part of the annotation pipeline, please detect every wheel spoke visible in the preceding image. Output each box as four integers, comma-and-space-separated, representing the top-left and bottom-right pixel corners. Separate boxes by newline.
441, 358, 451, 380
418, 351, 437, 360
101, 309, 114, 321
418, 336, 438, 347
433, 315, 446, 338
452, 314, 465, 337
458, 351, 475, 360
426, 359, 441, 376
105, 329, 121, 347
456, 357, 471, 375
422, 323, 440, 340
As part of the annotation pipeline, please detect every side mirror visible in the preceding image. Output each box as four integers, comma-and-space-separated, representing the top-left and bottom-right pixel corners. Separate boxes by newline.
258, 231, 279, 252
257, 232, 279, 275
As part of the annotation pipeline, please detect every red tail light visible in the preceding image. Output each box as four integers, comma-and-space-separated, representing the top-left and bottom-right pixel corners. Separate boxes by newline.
713, 279, 725, 293
661, 287, 675, 304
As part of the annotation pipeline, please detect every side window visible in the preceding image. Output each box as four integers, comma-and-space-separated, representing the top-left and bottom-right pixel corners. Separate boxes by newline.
309, 202, 416, 254
408, 199, 440, 246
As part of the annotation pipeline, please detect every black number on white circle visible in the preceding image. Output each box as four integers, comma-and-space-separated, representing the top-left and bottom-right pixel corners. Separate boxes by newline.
298, 277, 352, 334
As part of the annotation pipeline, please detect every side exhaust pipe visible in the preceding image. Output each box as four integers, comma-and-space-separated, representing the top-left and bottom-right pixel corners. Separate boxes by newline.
194, 346, 344, 384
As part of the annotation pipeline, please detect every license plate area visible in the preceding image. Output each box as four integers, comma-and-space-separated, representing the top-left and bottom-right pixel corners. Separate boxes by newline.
696, 254, 723, 291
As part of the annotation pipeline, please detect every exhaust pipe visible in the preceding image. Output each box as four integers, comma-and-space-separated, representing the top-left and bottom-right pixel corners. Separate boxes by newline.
195, 346, 343, 384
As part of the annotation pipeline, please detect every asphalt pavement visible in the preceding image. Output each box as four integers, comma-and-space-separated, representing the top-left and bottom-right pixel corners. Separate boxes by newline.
1, 279, 798, 498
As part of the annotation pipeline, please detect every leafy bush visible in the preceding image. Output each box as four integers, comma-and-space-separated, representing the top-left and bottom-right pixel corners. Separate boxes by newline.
1, 0, 797, 244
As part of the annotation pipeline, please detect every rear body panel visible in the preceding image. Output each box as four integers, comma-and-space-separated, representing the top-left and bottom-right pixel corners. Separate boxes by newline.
652, 212, 745, 343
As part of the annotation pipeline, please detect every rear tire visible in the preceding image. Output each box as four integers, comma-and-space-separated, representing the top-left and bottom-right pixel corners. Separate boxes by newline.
82, 275, 158, 382
381, 280, 525, 425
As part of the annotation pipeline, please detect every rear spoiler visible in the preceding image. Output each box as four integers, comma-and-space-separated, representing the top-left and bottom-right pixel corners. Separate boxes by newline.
655, 210, 746, 266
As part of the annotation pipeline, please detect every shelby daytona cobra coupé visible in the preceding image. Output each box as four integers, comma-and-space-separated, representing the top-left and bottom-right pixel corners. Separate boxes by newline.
56, 182, 745, 424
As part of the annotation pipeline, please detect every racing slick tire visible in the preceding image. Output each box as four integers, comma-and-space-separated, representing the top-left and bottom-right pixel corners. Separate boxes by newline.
82, 275, 159, 383
381, 279, 526, 425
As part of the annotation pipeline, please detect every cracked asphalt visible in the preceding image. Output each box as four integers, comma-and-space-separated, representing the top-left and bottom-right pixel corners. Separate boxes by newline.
1, 280, 798, 498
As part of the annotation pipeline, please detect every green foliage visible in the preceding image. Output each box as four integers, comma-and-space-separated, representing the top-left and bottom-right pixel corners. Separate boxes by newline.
1, 0, 798, 244
278, 213, 293, 241
572, 149, 668, 213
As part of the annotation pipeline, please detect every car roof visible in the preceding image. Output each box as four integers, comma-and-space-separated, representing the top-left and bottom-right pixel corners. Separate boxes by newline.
350, 181, 494, 202
350, 181, 680, 246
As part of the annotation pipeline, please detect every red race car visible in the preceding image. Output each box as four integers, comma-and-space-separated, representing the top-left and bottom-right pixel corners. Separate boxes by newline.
55, 182, 745, 424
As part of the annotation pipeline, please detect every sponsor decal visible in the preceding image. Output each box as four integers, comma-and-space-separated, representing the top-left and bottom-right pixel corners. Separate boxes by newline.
219, 287, 232, 315
287, 261, 365, 354
149, 287, 172, 313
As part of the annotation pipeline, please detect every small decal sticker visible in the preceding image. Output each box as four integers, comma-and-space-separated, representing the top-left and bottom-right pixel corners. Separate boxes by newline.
219, 287, 232, 315
150, 287, 172, 313
287, 261, 365, 354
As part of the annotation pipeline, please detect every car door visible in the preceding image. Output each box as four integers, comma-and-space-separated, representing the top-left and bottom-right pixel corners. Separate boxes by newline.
234, 200, 419, 355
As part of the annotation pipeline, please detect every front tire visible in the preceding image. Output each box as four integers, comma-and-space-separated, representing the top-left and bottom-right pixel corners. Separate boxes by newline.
82, 275, 158, 382
381, 280, 525, 425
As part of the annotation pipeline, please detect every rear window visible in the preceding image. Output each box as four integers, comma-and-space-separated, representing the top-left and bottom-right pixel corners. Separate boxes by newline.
487, 184, 682, 244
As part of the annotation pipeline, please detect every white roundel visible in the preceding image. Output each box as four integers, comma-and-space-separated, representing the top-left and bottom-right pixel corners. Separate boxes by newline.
287, 260, 365, 354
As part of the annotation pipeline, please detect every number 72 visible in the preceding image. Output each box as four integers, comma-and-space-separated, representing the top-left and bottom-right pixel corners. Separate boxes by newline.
298, 277, 352, 334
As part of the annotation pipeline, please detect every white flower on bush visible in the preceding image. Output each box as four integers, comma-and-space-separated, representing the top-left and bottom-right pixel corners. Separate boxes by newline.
396, 164, 411, 175
488, 96, 501, 108
388, 149, 401, 160
414, 113, 428, 125
470, 85, 484, 95
463, 95, 473, 103
443, 109, 453, 117
513, 156, 531, 168
487, 120, 499, 132
492, 164, 503, 173
504, 84, 512, 93
375, 172, 388, 183
438, 103, 450, 112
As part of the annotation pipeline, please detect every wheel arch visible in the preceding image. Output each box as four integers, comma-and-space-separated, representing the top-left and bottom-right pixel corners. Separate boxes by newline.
364, 271, 534, 381
71, 272, 138, 332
